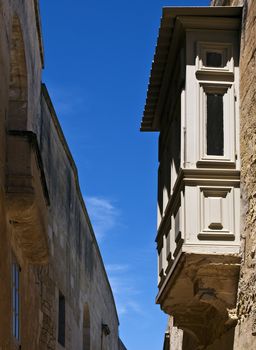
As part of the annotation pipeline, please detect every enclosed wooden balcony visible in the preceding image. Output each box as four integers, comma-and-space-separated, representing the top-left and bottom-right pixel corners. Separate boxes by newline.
156, 168, 240, 346
141, 6, 242, 348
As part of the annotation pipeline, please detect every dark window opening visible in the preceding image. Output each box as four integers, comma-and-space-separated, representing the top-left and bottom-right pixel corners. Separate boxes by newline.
12, 262, 20, 341
158, 165, 163, 218
171, 110, 181, 175
58, 292, 65, 347
165, 157, 171, 199
206, 93, 224, 156
83, 304, 90, 350
206, 52, 222, 67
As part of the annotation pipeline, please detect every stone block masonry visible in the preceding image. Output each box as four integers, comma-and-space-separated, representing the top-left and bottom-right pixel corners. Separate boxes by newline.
0, 1, 126, 349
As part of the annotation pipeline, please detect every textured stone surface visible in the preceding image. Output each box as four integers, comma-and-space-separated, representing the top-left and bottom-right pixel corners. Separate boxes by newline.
234, 1, 256, 346
214, 0, 256, 348
0, 1, 125, 349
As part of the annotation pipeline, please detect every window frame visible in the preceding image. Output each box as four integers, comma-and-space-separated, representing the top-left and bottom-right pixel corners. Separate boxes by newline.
206, 92, 224, 156
198, 82, 235, 167
196, 41, 234, 73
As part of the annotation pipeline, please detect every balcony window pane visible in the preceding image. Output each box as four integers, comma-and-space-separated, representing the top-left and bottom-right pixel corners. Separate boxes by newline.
12, 302, 16, 336
206, 93, 224, 156
15, 316, 19, 339
159, 249, 163, 276
158, 166, 163, 218
58, 292, 65, 347
12, 261, 20, 341
175, 209, 181, 243
206, 52, 222, 67
16, 291, 19, 313
12, 264, 15, 284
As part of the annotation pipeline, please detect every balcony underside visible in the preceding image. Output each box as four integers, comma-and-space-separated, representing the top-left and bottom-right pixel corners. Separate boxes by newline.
157, 252, 240, 348
6, 131, 49, 264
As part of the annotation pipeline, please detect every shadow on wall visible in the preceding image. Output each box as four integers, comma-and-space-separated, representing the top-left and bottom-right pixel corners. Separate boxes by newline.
8, 15, 28, 130
182, 328, 235, 350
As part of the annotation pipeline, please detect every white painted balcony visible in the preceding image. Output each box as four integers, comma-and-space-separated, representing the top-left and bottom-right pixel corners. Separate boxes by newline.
141, 6, 242, 347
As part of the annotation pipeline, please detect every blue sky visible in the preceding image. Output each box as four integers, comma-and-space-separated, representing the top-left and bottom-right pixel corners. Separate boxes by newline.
40, 1, 210, 349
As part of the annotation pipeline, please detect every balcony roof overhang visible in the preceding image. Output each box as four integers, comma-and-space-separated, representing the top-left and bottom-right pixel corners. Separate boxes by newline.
140, 6, 243, 132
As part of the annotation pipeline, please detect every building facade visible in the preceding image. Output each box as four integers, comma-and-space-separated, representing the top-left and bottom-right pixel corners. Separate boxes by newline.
0, 1, 126, 349
141, 1, 255, 349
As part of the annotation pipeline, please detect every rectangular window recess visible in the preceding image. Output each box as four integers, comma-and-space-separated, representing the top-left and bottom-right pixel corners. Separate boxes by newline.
206, 93, 224, 156
58, 292, 65, 347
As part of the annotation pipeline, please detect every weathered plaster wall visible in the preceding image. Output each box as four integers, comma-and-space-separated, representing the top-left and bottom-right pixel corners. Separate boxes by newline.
0, 1, 122, 349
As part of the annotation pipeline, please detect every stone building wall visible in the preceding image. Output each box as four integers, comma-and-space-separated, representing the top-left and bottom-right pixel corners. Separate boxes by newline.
0, 1, 124, 349
212, 1, 256, 348
211, 0, 256, 349
39, 85, 120, 350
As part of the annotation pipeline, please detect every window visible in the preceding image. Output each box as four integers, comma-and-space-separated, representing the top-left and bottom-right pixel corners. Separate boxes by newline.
206, 93, 224, 156
206, 52, 222, 68
83, 304, 90, 350
158, 244, 164, 278
196, 41, 233, 73
174, 207, 181, 243
58, 292, 65, 347
12, 260, 20, 341
198, 83, 235, 165
196, 40, 237, 166
157, 164, 163, 221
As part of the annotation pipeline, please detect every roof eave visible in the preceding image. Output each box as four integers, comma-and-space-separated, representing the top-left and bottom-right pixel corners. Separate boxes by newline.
140, 6, 243, 133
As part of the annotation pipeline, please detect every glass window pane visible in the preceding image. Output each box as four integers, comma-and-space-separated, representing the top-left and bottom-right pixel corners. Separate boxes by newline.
58, 293, 65, 346
12, 265, 16, 284
16, 316, 19, 339
206, 93, 224, 156
16, 291, 19, 313
12, 262, 20, 340
206, 52, 222, 67
12, 309, 16, 336
158, 166, 163, 217
12, 285, 15, 309
16, 267, 19, 287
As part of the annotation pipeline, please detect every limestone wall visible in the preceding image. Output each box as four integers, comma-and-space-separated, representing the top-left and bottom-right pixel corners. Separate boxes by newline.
212, 0, 256, 348
0, 1, 121, 349
208, 1, 256, 349
38, 85, 120, 350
